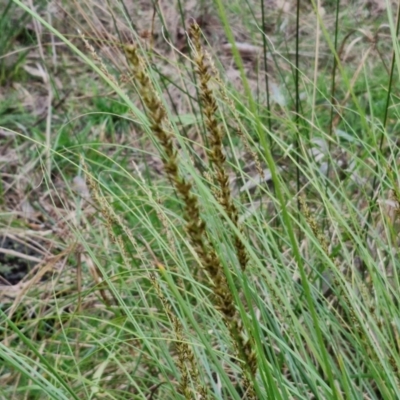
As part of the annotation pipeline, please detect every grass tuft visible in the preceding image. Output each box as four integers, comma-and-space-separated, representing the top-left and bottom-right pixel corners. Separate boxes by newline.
2, 1, 400, 399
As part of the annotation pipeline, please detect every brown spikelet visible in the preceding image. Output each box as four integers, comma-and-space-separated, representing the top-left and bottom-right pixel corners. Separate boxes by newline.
125, 44, 257, 395
205, 49, 264, 181
150, 266, 207, 399
299, 195, 331, 258
82, 162, 131, 306
79, 30, 119, 88
189, 31, 258, 390
190, 23, 249, 274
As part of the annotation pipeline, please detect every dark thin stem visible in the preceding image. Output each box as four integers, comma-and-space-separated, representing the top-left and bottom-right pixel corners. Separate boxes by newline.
295, 0, 301, 211
260, 0, 272, 136
323, 0, 341, 233
176, 0, 209, 149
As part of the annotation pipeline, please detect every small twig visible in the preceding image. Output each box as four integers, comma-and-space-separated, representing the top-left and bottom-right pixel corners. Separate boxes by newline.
147, 381, 166, 400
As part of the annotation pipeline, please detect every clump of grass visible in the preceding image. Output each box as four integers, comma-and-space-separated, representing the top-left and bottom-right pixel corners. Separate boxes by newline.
3, 1, 400, 399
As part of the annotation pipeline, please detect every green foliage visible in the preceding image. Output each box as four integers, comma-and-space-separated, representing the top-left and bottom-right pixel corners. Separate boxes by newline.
0, 0, 41, 86
2, 0, 400, 399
